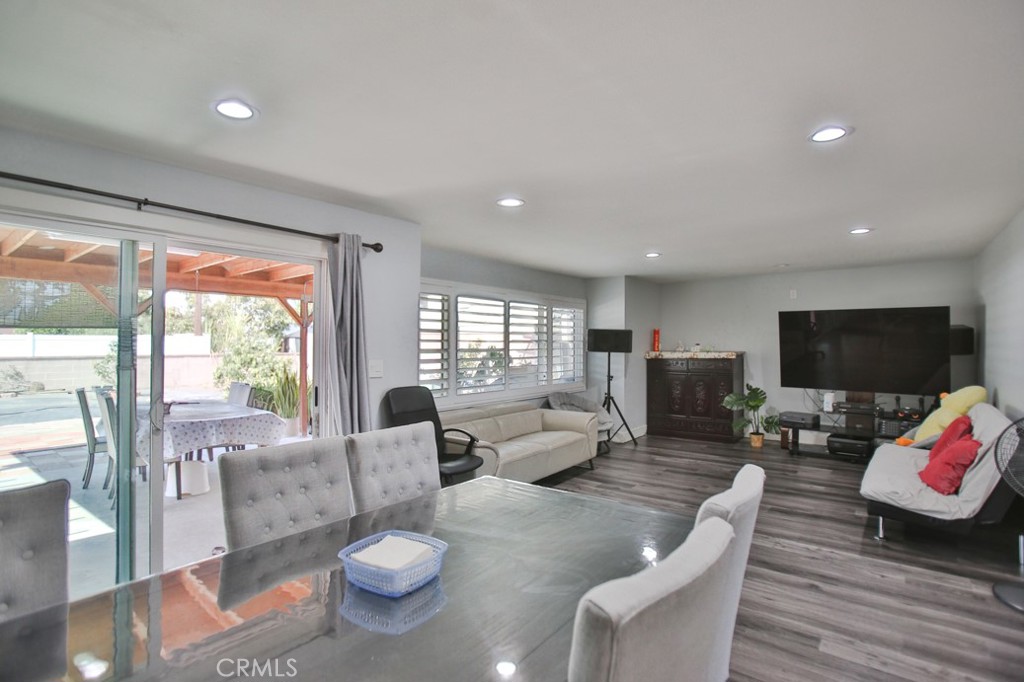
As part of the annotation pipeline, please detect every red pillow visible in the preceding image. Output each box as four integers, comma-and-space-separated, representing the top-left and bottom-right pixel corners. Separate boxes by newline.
919, 437, 982, 495
928, 415, 973, 461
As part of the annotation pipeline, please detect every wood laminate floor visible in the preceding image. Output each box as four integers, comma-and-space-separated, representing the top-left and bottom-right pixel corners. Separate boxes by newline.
542, 435, 1024, 682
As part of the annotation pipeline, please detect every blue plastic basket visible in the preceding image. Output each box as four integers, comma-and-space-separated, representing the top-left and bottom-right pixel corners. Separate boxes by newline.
338, 530, 448, 597
340, 577, 447, 634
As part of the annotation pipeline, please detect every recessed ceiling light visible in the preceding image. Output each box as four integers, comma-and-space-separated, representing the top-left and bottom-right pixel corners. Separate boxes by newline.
810, 125, 850, 143
214, 98, 256, 120
496, 197, 525, 208
645, 252, 661, 259
849, 227, 872, 235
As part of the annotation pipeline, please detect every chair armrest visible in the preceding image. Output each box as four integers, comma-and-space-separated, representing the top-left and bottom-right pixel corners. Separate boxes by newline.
444, 430, 497, 476
442, 427, 479, 450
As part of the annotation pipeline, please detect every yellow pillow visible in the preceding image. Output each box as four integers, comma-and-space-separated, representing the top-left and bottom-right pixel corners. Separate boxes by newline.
940, 385, 987, 414
914, 406, 962, 442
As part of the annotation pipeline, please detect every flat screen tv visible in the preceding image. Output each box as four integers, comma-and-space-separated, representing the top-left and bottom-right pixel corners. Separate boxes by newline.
778, 306, 951, 395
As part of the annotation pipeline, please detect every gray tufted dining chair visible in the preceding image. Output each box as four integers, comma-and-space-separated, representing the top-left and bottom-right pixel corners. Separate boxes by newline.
0, 479, 71, 623
218, 435, 356, 551
345, 422, 441, 513
568, 517, 736, 682
694, 463, 766, 681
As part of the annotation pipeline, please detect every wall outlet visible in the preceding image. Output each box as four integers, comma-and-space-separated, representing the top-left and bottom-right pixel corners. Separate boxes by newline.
823, 392, 835, 413
368, 359, 384, 378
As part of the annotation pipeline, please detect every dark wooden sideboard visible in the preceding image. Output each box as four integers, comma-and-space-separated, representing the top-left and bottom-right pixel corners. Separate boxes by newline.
646, 352, 745, 443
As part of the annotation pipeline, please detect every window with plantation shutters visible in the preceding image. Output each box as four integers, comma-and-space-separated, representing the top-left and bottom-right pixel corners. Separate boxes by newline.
508, 301, 548, 388
551, 306, 585, 384
456, 296, 507, 395
420, 280, 585, 406
418, 292, 449, 397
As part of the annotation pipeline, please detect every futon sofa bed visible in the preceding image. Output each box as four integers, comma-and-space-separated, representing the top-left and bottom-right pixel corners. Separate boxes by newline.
859, 402, 1016, 535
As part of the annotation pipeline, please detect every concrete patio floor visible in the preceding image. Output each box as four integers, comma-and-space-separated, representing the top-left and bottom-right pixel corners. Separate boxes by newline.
0, 390, 302, 600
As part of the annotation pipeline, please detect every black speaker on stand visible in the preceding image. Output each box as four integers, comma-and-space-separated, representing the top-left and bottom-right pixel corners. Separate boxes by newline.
587, 329, 638, 447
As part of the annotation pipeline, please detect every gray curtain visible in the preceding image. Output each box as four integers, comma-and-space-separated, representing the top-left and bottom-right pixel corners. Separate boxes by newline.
327, 234, 372, 434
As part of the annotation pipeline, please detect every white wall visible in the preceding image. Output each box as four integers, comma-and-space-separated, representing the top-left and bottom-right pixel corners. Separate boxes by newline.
976, 205, 1024, 420
0, 126, 423, 428
658, 259, 980, 419
624, 277, 660, 434
584, 277, 626, 409
421, 246, 586, 299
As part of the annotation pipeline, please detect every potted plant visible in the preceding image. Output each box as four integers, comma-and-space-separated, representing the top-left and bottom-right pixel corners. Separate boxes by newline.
722, 383, 780, 448
271, 366, 301, 437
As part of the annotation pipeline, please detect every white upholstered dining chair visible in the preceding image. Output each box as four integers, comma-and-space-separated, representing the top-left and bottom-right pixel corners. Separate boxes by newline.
344, 421, 441, 513
694, 463, 766, 681
218, 435, 355, 550
567, 517, 736, 682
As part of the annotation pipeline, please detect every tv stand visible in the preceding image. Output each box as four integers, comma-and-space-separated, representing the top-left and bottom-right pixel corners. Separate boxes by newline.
788, 424, 874, 457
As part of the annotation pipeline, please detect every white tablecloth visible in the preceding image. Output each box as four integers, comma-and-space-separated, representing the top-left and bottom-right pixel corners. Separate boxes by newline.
137, 401, 286, 461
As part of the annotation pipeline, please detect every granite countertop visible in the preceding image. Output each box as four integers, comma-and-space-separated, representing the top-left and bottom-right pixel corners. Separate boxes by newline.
644, 351, 743, 359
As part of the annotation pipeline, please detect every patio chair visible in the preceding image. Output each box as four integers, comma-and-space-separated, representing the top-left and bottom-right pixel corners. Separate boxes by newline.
568, 517, 736, 682
75, 387, 108, 488
228, 381, 254, 406
94, 389, 151, 506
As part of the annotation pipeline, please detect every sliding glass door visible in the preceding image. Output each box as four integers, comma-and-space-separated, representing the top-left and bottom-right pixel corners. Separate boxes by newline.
0, 217, 164, 597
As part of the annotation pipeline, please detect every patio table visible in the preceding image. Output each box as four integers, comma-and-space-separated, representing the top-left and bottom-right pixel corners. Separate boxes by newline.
136, 400, 286, 496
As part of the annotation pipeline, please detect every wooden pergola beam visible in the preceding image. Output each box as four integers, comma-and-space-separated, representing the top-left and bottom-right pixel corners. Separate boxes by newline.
276, 297, 302, 325
267, 264, 314, 282
81, 282, 118, 316
1, 229, 37, 256
0, 255, 307, 299
222, 258, 278, 277
178, 253, 238, 274
63, 243, 101, 263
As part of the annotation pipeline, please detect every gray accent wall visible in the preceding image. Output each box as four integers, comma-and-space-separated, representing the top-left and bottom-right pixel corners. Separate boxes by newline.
657, 260, 980, 419
976, 205, 1024, 420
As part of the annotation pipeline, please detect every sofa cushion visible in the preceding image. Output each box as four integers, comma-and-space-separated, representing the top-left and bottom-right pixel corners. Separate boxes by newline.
452, 417, 503, 444
496, 410, 543, 441
929, 415, 973, 461
919, 437, 981, 495
860, 444, 962, 518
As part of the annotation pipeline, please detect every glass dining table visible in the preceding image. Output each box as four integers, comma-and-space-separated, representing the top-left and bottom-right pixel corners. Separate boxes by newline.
0, 477, 693, 682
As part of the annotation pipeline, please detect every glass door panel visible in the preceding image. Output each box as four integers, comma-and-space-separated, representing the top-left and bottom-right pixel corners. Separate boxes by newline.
0, 221, 163, 598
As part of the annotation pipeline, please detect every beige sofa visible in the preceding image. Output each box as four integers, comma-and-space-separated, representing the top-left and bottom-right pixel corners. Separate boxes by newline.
439, 402, 598, 482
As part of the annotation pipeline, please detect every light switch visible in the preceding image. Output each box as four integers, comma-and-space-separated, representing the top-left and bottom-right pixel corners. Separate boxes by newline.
368, 359, 384, 378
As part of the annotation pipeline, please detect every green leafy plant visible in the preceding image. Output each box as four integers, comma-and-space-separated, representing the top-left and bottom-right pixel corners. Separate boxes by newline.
270, 366, 300, 419
722, 383, 779, 435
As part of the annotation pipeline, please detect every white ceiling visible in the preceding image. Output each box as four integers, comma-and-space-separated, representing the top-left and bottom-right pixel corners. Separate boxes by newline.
1, 1, 1023, 283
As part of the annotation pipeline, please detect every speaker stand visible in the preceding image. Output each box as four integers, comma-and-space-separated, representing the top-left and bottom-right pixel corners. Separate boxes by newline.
603, 351, 637, 446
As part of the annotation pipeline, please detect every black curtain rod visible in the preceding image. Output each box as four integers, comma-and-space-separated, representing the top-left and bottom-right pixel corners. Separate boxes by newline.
0, 170, 383, 253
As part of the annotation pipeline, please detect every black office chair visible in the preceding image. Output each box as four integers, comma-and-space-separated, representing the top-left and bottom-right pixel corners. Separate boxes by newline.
383, 386, 484, 485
